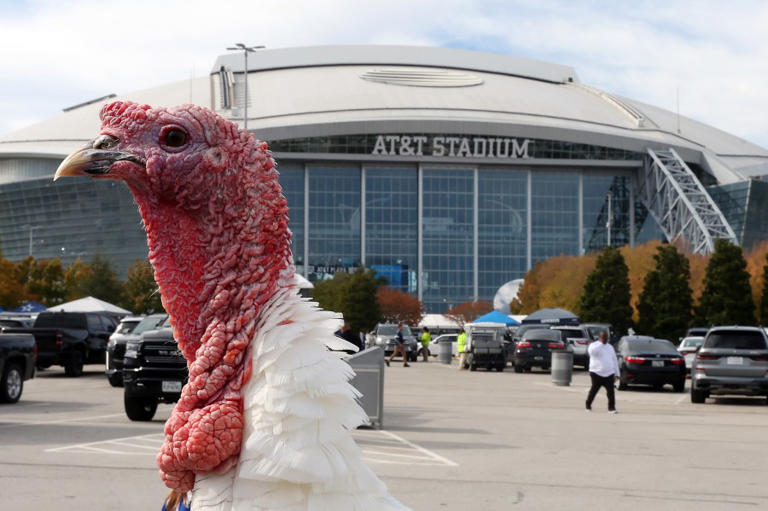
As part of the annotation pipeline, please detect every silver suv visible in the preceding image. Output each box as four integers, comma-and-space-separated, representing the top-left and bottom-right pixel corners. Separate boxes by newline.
690, 326, 768, 404
552, 325, 591, 369
371, 324, 419, 362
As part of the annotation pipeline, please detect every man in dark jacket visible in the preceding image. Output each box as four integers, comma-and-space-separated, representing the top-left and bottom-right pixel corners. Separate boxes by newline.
335, 321, 363, 352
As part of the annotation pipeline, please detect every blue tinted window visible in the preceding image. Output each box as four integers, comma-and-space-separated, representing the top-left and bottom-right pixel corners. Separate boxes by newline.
422, 168, 474, 312
583, 174, 631, 252
365, 166, 418, 293
278, 164, 304, 267
307, 165, 361, 280
478, 169, 527, 301
531, 172, 579, 262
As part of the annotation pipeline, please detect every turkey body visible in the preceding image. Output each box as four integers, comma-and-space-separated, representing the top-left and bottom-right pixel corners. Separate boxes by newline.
191, 288, 409, 510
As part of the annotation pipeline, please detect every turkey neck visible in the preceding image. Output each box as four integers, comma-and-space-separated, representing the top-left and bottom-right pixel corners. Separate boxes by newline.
134, 189, 294, 364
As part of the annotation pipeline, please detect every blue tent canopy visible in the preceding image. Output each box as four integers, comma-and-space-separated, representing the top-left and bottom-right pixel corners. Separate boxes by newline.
10, 301, 47, 313
472, 310, 521, 326
521, 307, 580, 326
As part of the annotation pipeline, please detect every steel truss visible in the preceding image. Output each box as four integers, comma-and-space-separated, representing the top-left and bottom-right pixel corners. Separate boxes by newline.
637, 148, 737, 254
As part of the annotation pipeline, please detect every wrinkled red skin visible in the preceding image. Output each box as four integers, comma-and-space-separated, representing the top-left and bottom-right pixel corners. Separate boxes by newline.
95, 102, 294, 493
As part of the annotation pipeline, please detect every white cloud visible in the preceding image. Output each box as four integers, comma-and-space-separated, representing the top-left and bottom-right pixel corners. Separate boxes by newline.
1, 0, 766, 147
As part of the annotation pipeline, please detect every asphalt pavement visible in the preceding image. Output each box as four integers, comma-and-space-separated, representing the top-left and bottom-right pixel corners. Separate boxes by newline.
2, 360, 768, 510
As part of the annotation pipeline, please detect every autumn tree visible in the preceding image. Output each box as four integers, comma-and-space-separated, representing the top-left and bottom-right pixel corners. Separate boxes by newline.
445, 300, 493, 327
637, 245, 693, 340
695, 239, 755, 326
25, 258, 67, 306
68, 254, 124, 306
122, 259, 164, 314
0, 259, 23, 309
376, 286, 424, 326
578, 247, 633, 335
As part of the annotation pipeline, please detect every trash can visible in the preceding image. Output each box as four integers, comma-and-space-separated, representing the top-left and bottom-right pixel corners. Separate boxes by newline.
439, 340, 453, 365
346, 347, 385, 429
551, 350, 573, 386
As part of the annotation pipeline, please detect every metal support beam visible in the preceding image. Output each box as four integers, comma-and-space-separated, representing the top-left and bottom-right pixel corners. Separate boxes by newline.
636, 148, 737, 254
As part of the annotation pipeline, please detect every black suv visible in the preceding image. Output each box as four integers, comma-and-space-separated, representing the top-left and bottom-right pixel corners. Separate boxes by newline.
122, 324, 187, 421
106, 313, 167, 387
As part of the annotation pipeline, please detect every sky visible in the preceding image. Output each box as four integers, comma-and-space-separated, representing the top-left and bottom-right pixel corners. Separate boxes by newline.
1, 0, 767, 147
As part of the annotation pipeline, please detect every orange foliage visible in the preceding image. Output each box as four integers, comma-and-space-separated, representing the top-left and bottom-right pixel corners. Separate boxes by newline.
445, 300, 493, 327
745, 240, 768, 320
376, 286, 424, 326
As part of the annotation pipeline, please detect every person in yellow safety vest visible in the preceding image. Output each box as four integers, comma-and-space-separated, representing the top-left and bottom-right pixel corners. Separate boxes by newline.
419, 327, 431, 362
457, 328, 468, 370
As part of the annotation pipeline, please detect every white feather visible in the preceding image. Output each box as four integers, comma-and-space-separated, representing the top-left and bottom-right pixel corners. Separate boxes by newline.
189, 289, 411, 510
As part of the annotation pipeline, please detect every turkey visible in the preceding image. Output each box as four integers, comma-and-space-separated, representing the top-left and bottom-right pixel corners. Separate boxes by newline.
54, 101, 411, 511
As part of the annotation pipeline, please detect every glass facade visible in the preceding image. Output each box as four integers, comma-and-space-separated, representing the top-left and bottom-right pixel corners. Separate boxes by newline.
1, 150, 672, 313
422, 168, 475, 312
478, 169, 527, 302
365, 166, 418, 293
306, 164, 361, 281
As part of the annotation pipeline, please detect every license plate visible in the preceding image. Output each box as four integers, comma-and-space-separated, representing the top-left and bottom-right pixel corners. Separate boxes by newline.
727, 356, 744, 365
535, 356, 543, 360
162, 381, 182, 393
652, 361, 664, 367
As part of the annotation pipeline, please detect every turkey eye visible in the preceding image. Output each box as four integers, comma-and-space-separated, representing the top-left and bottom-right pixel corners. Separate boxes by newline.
161, 128, 188, 148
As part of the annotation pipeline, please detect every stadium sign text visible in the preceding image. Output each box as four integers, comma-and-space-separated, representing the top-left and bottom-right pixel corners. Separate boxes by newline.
371, 135, 531, 159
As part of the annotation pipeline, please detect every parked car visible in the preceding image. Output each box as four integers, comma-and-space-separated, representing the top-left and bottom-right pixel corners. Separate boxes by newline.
0, 333, 36, 403
512, 329, 565, 372
677, 336, 704, 373
512, 324, 549, 343
0, 315, 36, 329
581, 323, 617, 344
429, 333, 458, 357
690, 326, 768, 404
686, 327, 710, 338
106, 314, 167, 387
122, 322, 187, 421
615, 337, 686, 391
552, 325, 591, 369
465, 324, 507, 372
371, 324, 419, 361
3, 311, 118, 376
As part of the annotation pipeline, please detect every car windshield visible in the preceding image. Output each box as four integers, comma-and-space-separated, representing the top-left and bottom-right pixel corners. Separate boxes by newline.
522, 329, 561, 341
705, 331, 767, 350
133, 315, 168, 335
377, 325, 411, 336
626, 340, 678, 354
0, 319, 23, 327
34, 313, 86, 329
681, 337, 704, 348
115, 321, 140, 334
587, 326, 607, 339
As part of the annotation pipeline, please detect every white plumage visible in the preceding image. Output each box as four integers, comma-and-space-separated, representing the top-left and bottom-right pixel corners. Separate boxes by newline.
191, 287, 411, 511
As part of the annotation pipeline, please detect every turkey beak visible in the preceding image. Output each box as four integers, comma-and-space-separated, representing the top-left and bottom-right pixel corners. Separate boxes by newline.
54, 135, 144, 181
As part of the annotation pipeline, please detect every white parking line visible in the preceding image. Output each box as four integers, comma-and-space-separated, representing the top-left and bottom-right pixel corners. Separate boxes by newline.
44, 429, 460, 467
0, 413, 126, 429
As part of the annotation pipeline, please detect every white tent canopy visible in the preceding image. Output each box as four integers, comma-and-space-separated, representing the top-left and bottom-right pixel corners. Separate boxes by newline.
46, 296, 132, 315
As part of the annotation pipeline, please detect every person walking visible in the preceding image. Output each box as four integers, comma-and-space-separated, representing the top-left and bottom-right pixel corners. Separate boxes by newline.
419, 326, 431, 362
457, 327, 468, 370
586, 331, 620, 413
386, 324, 410, 367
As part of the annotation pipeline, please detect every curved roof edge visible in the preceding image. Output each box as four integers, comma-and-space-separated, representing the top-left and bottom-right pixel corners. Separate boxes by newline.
211, 45, 579, 84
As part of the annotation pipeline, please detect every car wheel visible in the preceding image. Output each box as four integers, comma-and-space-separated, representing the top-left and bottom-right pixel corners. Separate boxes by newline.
618, 372, 628, 391
691, 387, 707, 404
673, 379, 685, 393
0, 363, 23, 404
496, 364, 505, 372
64, 350, 84, 377
469, 363, 477, 372
107, 372, 124, 387
514, 364, 523, 373
124, 394, 158, 421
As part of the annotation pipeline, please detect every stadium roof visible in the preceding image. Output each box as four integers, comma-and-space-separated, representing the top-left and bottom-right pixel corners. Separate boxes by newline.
2, 45, 767, 182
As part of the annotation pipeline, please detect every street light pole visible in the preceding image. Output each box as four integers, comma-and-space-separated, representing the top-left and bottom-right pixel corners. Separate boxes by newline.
226, 43, 265, 132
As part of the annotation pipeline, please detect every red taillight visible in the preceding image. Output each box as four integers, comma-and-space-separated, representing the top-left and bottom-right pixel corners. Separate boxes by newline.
55, 332, 64, 348
670, 358, 684, 365
625, 357, 646, 364
548, 342, 564, 349
517, 341, 531, 348
33, 342, 38, 362
697, 353, 720, 361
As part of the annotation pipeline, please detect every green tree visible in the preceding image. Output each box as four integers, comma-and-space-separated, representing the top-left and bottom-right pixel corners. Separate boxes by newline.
72, 254, 124, 306
312, 268, 382, 333
578, 247, 633, 335
637, 245, 693, 340
122, 259, 165, 314
26, 258, 67, 306
695, 239, 755, 326
761, 253, 768, 325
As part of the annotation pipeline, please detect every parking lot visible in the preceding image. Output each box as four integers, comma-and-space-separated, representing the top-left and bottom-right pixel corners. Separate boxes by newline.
2, 361, 768, 510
